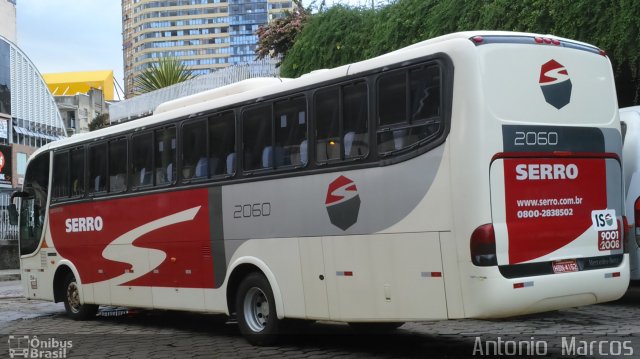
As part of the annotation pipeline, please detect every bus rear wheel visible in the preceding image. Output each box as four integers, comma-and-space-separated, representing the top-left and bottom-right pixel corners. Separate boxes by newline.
62, 273, 98, 320
236, 272, 280, 346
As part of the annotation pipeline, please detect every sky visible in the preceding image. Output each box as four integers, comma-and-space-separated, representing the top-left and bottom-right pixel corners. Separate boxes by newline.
15, 0, 373, 101
16, 0, 125, 99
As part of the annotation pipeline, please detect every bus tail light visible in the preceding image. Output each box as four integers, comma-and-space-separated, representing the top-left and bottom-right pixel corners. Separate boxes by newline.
470, 224, 497, 266
634, 197, 640, 249
623, 215, 631, 254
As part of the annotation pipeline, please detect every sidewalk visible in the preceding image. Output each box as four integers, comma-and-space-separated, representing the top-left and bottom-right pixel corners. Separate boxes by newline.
0, 269, 20, 282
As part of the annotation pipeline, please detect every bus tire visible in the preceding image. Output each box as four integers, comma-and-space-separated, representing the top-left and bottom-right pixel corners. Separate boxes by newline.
348, 322, 405, 333
62, 273, 98, 320
236, 272, 280, 346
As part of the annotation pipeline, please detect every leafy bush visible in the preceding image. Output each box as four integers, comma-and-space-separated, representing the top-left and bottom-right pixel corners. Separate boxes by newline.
279, 0, 640, 106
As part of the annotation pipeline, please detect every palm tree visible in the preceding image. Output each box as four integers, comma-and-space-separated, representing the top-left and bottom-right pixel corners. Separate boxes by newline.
133, 57, 195, 95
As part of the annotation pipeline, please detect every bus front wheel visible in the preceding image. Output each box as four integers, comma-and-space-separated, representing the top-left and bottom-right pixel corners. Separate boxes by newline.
62, 273, 98, 320
236, 272, 280, 346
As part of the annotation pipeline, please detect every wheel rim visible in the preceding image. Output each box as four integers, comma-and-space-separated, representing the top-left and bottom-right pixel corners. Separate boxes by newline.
243, 287, 269, 333
66, 281, 81, 314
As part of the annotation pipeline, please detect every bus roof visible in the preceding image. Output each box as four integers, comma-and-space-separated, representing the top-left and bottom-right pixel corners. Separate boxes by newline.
31, 31, 603, 159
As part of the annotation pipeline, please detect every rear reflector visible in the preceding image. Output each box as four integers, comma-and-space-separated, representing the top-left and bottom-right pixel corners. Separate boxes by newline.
623, 215, 630, 253
605, 272, 621, 278
470, 223, 497, 266
421, 272, 442, 278
513, 281, 534, 289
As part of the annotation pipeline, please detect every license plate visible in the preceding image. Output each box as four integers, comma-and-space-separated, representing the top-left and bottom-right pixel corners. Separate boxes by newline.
552, 259, 579, 274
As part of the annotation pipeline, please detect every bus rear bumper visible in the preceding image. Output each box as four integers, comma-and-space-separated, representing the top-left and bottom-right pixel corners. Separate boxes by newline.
463, 256, 630, 319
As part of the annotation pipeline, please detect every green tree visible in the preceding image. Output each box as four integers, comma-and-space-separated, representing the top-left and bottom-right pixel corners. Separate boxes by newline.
88, 113, 110, 131
133, 57, 195, 95
280, 5, 376, 77
279, 0, 640, 106
255, 0, 311, 64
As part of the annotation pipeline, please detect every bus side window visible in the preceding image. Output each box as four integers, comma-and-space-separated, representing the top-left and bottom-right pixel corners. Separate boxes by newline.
274, 96, 307, 168
209, 111, 235, 176
155, 126, 176, 186
409, 65, 442, 142
314, 87, 340, 163
88, 143, 107, 194
343, 81, 369, 159
131, 132, 153, 188
70, 147, 85, 197
108, 138, 127, 192
52, 152, 69, 200
377, 63, 442, 154
182, 120, 207, 181
243, 105, 271, 172
377, 70, 406, 153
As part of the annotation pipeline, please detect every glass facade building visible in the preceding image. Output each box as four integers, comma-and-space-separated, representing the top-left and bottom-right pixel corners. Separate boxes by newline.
122, 0, 292, 98
0, 35, 66, 146
0, 34, 67, 188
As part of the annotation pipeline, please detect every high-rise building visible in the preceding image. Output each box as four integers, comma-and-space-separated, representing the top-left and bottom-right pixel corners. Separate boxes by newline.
0, 0, 16, 43
122, 0, 293, 98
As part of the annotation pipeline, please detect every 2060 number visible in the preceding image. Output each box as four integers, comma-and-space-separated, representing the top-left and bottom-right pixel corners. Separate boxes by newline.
514, 131, 558, 146
234, 202, 271, 218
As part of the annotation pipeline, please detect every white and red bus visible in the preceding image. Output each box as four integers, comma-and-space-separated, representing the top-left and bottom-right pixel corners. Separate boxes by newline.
14, 31, 628, 345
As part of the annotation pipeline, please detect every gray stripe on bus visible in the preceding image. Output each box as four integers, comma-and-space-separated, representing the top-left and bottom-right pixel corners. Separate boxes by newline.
602, 127, 624, 215
209, 186, 227, 288
601, 127, 622, 155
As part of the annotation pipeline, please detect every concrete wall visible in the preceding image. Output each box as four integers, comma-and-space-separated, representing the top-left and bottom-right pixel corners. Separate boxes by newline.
0, 240, 18, 269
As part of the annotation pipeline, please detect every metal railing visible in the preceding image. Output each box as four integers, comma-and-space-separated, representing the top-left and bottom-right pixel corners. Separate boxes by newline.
0, 193, 18, 241
110, 59, 281, 123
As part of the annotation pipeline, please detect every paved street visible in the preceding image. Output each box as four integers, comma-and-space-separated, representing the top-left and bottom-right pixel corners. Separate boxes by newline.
1, 280, 639, 358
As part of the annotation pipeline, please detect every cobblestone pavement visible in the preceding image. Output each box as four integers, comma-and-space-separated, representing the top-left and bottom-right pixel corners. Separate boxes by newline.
0, 281, 639, 358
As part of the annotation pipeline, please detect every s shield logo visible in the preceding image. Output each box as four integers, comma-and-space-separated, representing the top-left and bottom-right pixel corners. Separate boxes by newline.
325, 175, 360, 230
604, 213, 613, 226
539, 60, 572, 109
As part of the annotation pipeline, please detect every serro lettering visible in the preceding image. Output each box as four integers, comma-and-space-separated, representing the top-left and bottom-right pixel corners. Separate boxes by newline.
515, 163, 578, 180
65, 216, 104, 233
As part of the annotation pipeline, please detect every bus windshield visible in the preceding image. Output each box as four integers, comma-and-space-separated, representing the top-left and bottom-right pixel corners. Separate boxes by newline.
19, 152, 49, 256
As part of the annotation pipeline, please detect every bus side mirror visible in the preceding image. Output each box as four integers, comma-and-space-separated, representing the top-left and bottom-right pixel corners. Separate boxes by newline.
8, 191, 29, 226
8, 203, 17, 225
10, 191, 29, 201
